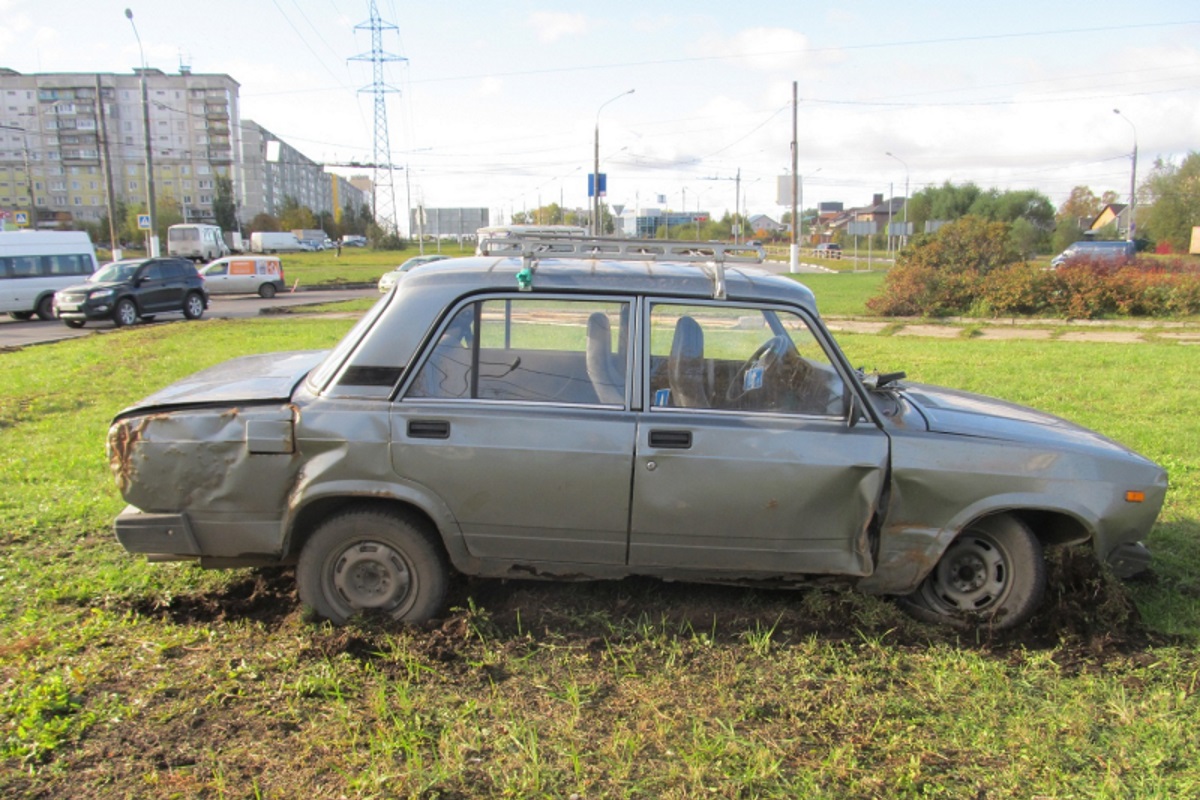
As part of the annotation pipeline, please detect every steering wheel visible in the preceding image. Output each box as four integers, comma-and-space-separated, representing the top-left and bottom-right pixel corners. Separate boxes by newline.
725, 335, 798, 404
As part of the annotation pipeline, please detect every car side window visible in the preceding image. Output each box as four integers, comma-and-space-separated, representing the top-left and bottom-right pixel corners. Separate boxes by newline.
141, 263, 165, 281
207, 264, 228, 276
407, 298, 629, 406
648, 303, 845, 416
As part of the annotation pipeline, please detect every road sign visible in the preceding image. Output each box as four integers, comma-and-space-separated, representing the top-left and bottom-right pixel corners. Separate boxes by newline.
588, 173, 607, 198
137, 214, 151, 230
15, 211, 28, 227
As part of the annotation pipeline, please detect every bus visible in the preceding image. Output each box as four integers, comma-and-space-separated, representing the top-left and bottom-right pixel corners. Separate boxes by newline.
167, 223, 229, 262
0, 230, 99, 321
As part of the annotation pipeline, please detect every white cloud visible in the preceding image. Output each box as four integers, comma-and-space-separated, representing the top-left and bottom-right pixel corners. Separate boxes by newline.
705, 27, 816, 73
527, 12, 587, 44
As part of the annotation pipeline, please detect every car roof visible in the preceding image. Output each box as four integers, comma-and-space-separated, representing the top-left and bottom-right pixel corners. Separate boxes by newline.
399, 253, 817, 309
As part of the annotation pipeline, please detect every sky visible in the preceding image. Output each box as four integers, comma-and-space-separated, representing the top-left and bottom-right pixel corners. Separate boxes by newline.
2, 0, 1198, 232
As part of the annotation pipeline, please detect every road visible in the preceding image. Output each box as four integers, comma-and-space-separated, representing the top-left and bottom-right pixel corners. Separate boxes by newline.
0, 287, 380, 351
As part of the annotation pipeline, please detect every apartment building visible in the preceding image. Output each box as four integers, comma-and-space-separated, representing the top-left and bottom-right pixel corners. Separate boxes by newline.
0, 68, 364, 232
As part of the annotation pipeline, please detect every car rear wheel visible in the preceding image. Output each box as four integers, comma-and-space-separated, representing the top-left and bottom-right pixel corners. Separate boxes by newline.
35, 295, 55, 321
901, 514, 1045, 630
64, 319, 85, 329
297, 508, 449, 625
113, 298, 139, 327
258, 283, 277, 299
183, 292, 205, 320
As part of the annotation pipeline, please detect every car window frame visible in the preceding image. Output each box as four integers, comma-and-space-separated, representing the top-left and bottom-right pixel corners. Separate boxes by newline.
398, 292, 636, 410
642, 296, 855, 421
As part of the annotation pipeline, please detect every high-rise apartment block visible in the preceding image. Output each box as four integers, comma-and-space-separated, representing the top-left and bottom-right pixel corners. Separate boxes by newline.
0, 67, 366, 232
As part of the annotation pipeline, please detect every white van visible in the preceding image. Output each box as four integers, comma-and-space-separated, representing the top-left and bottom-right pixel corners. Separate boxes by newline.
168, 224, 230, 262
199, 256, 287, 298
249, 232, 305, 254
0, 231, 99, 320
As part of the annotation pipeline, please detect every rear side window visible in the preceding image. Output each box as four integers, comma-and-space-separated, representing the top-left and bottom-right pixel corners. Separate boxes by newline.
406, 297, 630, 406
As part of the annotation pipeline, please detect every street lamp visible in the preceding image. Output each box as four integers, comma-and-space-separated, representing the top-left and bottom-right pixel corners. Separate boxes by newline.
592, 89, 634, 236
125, 8, 158, 256
1113, 109, 1138, 242
885, 151, 910, 250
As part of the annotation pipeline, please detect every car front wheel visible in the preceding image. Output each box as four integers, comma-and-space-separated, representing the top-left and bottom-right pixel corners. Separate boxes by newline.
297, 508, 449, 625
183, 292, 205, 320
901, 514, 1045, 630
113, 298, 139, 327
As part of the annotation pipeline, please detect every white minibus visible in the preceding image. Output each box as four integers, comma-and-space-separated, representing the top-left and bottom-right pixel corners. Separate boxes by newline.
0, 231, 99, 321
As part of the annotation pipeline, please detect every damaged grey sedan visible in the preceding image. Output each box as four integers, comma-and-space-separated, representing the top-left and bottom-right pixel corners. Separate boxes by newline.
107, 236, 1167, 629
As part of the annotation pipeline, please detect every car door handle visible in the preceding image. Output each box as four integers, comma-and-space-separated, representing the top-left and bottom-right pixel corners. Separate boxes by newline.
649, 430, 692, 449
408, 419, 450, 439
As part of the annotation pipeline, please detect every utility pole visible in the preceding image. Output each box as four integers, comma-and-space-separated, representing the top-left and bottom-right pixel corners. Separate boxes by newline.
94, 75, 122, 259
790, 80, 799, 273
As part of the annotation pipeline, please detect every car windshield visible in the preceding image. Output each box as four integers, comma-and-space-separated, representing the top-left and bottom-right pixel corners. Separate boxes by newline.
89, 261, 143, 283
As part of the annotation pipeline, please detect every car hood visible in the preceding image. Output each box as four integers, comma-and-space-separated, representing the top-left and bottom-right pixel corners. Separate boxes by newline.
899, 382, 1143, 458
116, 350, 327, 415
60, 280, 129, 294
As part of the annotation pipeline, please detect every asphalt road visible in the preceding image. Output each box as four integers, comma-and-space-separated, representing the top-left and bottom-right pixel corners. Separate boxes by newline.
0, 286, 380, 351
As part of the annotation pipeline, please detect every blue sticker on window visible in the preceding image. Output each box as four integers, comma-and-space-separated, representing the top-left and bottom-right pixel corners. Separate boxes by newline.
744, 366, 764, 392
655, 388, 671, 406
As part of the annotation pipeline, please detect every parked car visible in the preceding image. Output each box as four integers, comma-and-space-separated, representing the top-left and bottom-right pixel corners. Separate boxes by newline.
341, 235, 368, 248
107, 236, 1166, 630
813, 243, 842, 259
377, 254, 451, 293
1051, 240, 1135, 268
54, 257, 207, 328
199, 256, 286, 298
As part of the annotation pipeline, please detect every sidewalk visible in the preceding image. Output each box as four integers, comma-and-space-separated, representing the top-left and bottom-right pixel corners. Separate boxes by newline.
824, 317, 1200, 345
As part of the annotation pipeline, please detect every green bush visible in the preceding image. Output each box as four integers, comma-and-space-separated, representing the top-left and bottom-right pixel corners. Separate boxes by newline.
869, 216, 1200, 319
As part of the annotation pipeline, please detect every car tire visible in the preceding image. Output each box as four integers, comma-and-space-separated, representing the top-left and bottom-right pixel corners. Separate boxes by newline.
35, 295, 55, 321
64, 319, 85, 329
297, 508, 449, 625
258, 283, 277, 299
183, 292, 205, 320
900, 514, 1045, 630
113, 298, 139, 327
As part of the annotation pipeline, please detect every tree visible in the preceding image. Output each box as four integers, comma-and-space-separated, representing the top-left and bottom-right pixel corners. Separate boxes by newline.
213, 176, 237, 232
867, 215, 1021, 316
278, 196, 317, 232
249, 212, 280, 232
1142, 152, 1200, 252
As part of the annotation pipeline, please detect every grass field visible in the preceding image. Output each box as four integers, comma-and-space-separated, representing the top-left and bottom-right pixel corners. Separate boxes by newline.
1, 316, 1199, 798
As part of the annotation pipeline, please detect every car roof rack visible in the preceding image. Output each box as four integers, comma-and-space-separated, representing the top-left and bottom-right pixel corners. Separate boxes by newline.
478, 235, 765, 299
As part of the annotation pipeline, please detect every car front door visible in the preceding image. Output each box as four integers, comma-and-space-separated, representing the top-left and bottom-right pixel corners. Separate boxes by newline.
134, 261, 172, 311
628, 301, 890, 578
393, 296, 636, 566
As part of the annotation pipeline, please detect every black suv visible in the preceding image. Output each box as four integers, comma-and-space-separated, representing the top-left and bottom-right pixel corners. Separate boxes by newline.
54, 257, 208, 328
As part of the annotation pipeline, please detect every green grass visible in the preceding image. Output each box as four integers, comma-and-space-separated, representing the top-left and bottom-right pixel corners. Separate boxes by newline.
1, 318, 1199, 797
788, 272, 888, 316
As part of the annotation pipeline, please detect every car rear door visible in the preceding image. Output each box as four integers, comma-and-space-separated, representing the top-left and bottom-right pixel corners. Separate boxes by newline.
628, 301, 889, 577
393, 296, 636, 566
